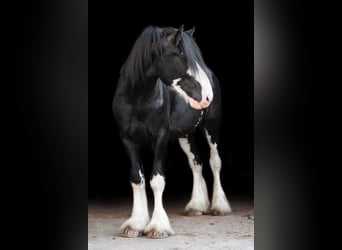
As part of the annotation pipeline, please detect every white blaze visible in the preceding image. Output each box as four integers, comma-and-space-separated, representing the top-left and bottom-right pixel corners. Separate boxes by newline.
170, 61, 213, 110
187, 61, 213, 103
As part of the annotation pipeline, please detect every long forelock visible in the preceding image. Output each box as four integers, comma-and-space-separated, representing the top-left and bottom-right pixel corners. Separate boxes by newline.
180, 32, 209, 76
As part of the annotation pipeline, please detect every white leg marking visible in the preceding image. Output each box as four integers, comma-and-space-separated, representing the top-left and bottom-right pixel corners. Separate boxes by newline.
179, 138, 209, 214
144, 174, 175, 236
205, 130, 232, 214
120, 177, 150, 233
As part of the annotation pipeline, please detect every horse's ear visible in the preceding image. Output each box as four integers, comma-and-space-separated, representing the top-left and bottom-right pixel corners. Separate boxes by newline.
185, 26, 195, 36
168, 25, 184, 46
174, 25, 184, 46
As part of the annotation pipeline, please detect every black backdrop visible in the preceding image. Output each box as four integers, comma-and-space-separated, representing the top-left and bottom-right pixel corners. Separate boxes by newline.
89, 2, 254, 199
11, 1, 341, 250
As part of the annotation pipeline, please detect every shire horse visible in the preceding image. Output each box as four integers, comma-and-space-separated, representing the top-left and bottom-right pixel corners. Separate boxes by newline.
112, 25, 231, 238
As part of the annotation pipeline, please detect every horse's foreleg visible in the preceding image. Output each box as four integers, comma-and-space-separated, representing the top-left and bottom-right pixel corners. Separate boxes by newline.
144, 130, 175, 238
120, 136, 149, 237
179, 136, 210, 215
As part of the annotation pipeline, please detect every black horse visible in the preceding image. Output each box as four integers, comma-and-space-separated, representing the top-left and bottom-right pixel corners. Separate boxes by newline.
112, 25, 231, 239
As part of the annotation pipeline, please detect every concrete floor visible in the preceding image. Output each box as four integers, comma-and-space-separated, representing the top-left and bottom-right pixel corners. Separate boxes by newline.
88, 196, 254, 250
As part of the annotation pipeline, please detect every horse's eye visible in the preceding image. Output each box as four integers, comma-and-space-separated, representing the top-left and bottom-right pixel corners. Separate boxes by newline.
180, 51, 184, 56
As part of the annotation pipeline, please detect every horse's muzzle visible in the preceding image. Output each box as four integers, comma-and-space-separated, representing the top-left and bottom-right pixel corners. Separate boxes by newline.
189, 95, 211, 110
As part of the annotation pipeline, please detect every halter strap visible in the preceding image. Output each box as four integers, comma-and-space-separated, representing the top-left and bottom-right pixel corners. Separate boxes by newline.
194, 108, 208, 128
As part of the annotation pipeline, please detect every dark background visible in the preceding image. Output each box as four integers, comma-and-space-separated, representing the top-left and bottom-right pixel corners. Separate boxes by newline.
10, 1, 341, 250
88, 3, 254, 200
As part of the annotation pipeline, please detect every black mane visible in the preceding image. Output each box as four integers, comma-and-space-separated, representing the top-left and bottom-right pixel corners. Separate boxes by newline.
161, 27, 209, 75
120, 26, 164, 88
119, 26, 210, 90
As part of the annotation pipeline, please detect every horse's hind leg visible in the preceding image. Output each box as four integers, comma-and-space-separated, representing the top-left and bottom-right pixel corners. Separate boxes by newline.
203, 127, 232, 215
120, 136, 149, 237
179, 135, 210, 215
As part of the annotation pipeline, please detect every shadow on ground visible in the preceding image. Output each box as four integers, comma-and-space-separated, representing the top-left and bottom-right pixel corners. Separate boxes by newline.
88, 195, 254, 250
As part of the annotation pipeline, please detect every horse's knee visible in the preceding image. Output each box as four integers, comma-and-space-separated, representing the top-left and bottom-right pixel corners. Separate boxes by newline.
150, 174, 165, 192
130, 166, 144, 185
210, 152, 221, 172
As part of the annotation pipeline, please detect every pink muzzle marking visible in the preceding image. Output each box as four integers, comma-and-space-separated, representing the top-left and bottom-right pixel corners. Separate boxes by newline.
189, 95, 212, 110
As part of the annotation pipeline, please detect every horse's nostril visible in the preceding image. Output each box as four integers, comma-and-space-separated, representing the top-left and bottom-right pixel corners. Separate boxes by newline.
206, 96, 210, 102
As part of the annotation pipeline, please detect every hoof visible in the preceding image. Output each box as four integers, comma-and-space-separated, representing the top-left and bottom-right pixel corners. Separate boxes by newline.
121, 227, 141, 238
145, 229, 169, 239
211, 209, 231, 216
184, 209, 204, 216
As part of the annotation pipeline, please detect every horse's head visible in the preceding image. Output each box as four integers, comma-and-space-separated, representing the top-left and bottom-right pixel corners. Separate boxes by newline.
149, 26, 213, 110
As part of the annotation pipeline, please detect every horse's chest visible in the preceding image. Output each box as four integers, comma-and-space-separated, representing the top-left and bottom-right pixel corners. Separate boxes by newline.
170, 105, 204, 137
127, 106, 166, 142
127, 120, 149, 143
